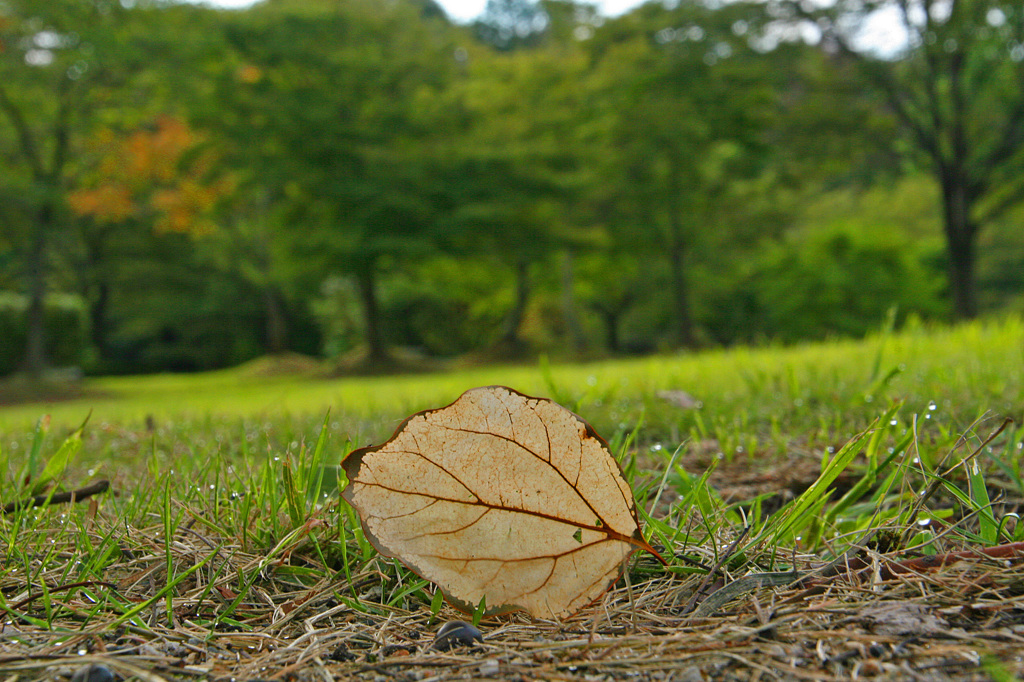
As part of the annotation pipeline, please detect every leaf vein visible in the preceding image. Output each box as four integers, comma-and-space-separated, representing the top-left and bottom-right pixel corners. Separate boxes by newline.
360, 483, 638, 543
433, 423, 612, 528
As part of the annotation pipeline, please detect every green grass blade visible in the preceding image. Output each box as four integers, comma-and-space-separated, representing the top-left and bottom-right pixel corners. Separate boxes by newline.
965, 458, 998, 545
106, 547, 220, 631
31, 415, 89, 495
767, 425, 874, 547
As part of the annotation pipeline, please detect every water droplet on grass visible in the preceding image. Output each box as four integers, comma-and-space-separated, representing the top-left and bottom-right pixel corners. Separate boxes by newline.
927, 401, 937, 411
889, 419, 898, 426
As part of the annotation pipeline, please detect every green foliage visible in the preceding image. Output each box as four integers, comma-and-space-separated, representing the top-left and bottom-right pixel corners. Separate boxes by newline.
795, 0, 1024, 318
750, 220, 946, 342
474, 0, 548, 50
380, 258, 512, 357
0, 292, 90, 375
580, 0, 780, 348
312, 277, 366, 358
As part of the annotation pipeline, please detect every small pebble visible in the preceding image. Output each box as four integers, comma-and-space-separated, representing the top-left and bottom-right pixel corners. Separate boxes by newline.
328, 643, 356, 662
430, 620, 483, 650
71, 664, 115, 682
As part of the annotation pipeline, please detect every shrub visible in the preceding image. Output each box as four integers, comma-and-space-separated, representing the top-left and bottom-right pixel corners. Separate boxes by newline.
751, 221, 947, 342
0, 292, 91, 375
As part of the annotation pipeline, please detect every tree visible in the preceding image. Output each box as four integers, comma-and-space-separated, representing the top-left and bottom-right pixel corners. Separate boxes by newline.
585, 1, 775, 347
0, 0, 200, 376
0, 1, 85, 376
67, 116, 234, 358
205, 0, 461, 366
475, 0, 549, 50
787, 0, 1024, 318
444, 35, 595, 354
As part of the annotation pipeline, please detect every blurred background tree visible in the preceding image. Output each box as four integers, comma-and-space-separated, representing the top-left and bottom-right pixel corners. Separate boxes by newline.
784, 0, 1024, 320
1, 0, 1022, 377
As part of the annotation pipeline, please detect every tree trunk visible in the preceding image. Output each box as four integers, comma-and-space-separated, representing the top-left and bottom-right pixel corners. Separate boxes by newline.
560, 251, 585, 353
264, 286, 288, 354
665, 155, 696, 349
666, 227, 695, 348
356, 263, 387, 363
1, 79, 72, 379
23, 202, 52, 378
600, 308, 621, 354
502, 258, 530, 345
90, 280, 110, 358
940, 174, 979, 319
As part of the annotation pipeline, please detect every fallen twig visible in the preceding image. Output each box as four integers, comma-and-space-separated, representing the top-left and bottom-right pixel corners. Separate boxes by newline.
2, 479, 110, 514
853, 540, 1024, 580
699, 540, 1024, 617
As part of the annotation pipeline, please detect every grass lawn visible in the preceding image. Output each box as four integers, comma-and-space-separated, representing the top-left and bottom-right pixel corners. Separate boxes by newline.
1, 315, 1023, 680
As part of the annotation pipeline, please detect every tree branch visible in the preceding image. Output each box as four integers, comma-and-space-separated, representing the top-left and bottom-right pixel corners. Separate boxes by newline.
51, 76, 74, 182
855, 54, 945, 167
974, 172, 1024, 224
792, 0, 945, 167
0, 82, 46, 179
972, 95, 1024, 179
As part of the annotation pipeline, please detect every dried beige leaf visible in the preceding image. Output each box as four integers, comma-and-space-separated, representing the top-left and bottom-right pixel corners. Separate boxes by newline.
342, 385, 664, 620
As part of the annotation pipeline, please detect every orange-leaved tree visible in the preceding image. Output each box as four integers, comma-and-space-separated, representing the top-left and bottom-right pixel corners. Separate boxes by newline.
69, 115, 232, 237
67, 116, 235, 358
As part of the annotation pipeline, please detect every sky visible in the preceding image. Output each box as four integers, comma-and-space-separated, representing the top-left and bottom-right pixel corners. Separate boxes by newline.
204, 0, 643, 23
202, 0, 905, 53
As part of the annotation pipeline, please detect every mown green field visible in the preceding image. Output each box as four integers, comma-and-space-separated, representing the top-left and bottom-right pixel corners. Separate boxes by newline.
3, 314, 1022, 450
1, 316, 1022, 680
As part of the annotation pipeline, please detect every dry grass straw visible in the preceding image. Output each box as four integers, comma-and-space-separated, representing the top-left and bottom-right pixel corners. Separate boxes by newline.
1, 501, 1022, 682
